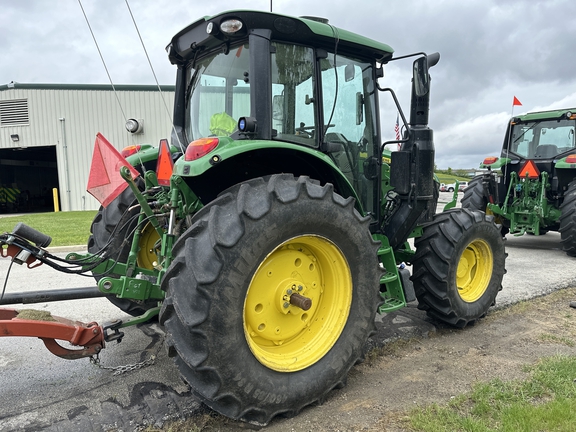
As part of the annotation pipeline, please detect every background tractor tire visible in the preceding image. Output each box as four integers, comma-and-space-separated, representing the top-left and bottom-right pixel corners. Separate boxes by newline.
87, 182, 158, 316
461, 175, 486, 211
159, 174, 381, 425
461, 175, 509, 236
559, 179, 576, 257
411, 208, 506, 328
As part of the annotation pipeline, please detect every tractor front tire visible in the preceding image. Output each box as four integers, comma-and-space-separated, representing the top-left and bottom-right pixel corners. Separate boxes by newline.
559, 180, 576, 257
159, 175, 381, 425
411, 208, 506, 327
87, 182, 158, 316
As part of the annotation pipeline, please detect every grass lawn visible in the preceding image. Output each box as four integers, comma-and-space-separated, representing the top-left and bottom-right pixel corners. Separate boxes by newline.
409, 355, 576, 432
435, 173, 471, 184
0, 211, 97, 247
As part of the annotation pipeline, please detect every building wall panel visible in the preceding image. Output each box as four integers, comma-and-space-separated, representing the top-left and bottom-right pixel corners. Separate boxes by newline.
0, 84, 175, 211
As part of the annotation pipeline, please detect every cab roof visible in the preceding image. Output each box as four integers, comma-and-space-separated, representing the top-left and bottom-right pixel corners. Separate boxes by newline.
168, 10, 394, 65
515, 107, 576, 122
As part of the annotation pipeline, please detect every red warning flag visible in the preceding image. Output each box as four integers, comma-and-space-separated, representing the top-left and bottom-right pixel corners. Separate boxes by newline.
513, 96, 522, 106
156, 139, 174, 186
86, 133, 140, 207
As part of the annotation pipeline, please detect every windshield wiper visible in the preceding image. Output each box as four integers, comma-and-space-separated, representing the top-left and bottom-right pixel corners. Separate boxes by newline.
512, 120, 541, 145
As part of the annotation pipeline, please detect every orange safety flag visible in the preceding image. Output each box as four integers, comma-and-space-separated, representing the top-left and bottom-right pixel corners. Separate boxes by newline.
513, 96, 522, 106
156, 139, 174, 186
86, 133, 140, 207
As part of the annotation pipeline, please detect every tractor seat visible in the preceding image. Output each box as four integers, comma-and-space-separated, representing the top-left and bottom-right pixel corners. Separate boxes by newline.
534, 144, 558, 158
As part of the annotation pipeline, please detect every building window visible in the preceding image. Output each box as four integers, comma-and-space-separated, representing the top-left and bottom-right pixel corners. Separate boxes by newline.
0, 99, 29, 126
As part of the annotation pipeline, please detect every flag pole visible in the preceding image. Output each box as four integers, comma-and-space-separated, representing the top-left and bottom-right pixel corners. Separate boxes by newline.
504, 96, 522, 182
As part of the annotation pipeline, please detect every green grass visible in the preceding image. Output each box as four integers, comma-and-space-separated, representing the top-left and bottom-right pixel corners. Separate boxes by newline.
408, 355, 576, 432
0, 211, 97, 247
435, 173, 470, 184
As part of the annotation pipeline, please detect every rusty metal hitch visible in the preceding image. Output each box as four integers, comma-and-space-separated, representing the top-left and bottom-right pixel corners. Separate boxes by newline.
0, 308, 106, 360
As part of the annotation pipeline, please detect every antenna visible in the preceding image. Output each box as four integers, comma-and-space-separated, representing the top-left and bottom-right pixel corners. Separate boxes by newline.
123, 0, 185, 153
77, 0, 127, 121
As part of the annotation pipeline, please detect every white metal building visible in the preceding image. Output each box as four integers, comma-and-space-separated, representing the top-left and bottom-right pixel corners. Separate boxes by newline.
0, 82, 175, 212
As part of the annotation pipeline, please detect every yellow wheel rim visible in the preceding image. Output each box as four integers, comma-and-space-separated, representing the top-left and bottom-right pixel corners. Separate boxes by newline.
456, 239, 493, 303
243, 235, 352, 372
137, 223, 160, 269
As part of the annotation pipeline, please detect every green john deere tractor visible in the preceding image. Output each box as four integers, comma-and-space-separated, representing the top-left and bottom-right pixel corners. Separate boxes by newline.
1, 10, 505, 425
462, 108, 576, 256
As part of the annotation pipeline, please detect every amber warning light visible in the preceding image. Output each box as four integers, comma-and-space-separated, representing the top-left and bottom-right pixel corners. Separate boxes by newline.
483, 156, 498, 165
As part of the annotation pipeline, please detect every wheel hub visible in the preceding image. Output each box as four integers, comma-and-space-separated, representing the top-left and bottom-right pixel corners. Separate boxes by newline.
244, 235, 352, 372
457, 239, 493, 303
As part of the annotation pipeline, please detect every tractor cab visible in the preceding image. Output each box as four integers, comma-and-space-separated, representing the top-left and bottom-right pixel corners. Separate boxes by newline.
167, 10, 394, 221
504, 114, 576, 189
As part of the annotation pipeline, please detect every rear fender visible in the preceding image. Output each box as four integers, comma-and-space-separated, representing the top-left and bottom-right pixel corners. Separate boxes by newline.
172, 139, 363, 213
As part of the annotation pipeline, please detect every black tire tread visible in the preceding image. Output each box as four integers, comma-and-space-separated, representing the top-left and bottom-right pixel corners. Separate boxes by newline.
159, 174, 381, 425
411, 208, 506, 328
559, 179, 576, 257
460, 175, 486, 211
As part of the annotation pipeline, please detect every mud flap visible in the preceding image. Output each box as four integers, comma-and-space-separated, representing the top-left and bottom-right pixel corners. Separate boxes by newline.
399, 268, 416, 302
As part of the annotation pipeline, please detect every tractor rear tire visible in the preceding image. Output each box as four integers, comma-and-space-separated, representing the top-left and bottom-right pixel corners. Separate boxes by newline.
159, 174, 381, 425
559, 180, 576, 257
411, 208, 506, 328
87, 182, 158, 316
461, 175, 486, 211
462, 175, 509, 236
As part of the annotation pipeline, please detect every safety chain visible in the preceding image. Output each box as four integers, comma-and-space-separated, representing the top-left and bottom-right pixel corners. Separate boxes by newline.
90, 336, 164, 376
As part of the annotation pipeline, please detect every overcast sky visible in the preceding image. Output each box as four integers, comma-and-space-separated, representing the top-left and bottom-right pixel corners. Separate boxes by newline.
2, 0, 576, 168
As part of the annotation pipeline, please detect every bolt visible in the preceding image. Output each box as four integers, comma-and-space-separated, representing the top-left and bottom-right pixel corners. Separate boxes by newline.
92, 328, 99, 334
287, 289, 293, 295
283, 302, 290, 308
289, 293, 312, 311
298, 285, 303, 291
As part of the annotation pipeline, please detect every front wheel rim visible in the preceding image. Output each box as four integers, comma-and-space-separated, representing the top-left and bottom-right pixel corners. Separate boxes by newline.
456, 239, 493, 303
243, 235, 352, 372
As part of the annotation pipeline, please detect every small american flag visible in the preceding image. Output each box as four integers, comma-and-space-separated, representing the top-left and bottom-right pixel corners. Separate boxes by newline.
395, 114, 401, 150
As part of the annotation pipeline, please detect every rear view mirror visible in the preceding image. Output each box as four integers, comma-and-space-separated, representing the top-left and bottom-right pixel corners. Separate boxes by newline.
345, 64, 355, 82
413, 52, 440, 97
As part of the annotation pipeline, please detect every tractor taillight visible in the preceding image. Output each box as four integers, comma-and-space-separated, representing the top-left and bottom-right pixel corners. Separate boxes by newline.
185, 138, 219, 161
121, 145, 141, 158
519, 160, 540, 179
483, 156, 498, 165
565, 154, 576, 164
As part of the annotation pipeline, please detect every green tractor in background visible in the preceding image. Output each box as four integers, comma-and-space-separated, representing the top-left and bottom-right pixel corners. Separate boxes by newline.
462, 108, 576, 256
1, 10, 506, 426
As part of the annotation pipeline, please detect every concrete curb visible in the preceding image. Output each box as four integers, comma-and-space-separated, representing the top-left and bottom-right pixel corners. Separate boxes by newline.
46, 245, 87, 254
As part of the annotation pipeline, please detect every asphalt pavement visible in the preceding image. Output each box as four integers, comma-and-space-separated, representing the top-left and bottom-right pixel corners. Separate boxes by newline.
1, 192, 575, 431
